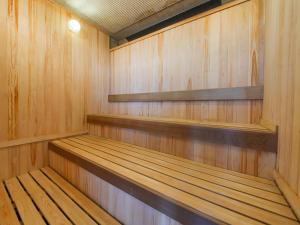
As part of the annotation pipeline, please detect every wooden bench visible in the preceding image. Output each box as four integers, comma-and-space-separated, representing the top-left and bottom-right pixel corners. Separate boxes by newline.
49, 135, 299, 225
87, 114, 278, 152
0, 167, 121, 225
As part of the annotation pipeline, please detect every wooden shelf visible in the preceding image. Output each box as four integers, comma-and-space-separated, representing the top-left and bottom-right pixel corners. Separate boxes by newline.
87, 114, 278, 152
0, 131, 88, 149
108, 86, 264, 102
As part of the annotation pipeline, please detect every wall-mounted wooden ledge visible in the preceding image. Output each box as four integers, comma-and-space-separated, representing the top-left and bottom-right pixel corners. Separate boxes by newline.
87, 114, 278, 152
0, 131, 88, 149
274, 171, 300, 221
108, 86, 264, 102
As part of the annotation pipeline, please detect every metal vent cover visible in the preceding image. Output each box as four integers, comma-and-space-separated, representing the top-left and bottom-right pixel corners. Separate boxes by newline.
55, 0, 211, 39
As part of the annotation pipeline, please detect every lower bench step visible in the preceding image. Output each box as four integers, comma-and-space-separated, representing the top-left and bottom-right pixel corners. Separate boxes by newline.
49, 135, 299, 225
0, 167, 121, 225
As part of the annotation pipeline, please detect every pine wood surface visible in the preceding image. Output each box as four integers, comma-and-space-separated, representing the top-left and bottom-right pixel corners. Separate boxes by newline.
87, 0, 276, 179
0, 168, 120, 225
49, 135, 299, 225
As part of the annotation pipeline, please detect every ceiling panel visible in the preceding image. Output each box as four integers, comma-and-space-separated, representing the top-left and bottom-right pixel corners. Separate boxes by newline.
55, 0, 213, 39
56, 0, 183, 33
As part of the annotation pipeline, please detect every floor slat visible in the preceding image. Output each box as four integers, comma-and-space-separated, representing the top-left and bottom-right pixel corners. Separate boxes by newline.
30, 170, 97, 225
18, 173, 72, 225
1, 168, 121, 225
41, 167, 121, 225
5, 178, 45, 225
0, 182, 20, 225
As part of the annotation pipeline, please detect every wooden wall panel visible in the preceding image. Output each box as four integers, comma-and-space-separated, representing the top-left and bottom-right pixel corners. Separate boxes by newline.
263, 0, 300, 195
87, 0, 276, 179
0, 0, 109, 178
49, 150, 182, 225
0, 142, 48, 180
0, 0, 109, 142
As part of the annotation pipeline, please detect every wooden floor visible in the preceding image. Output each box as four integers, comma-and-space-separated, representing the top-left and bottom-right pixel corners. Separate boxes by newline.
0, 167, 121, 225
49, 135, 300, 225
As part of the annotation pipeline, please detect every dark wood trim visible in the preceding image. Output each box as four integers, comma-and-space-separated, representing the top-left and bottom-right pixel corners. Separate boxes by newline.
108, 86, 264, 102
87, 114, 278, 152
49, 143, 218, 225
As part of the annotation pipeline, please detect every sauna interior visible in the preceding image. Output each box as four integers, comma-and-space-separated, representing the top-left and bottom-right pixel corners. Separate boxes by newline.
0, 0, 299, 224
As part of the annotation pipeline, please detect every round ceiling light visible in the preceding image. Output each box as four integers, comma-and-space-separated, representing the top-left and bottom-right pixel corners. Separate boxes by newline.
68, 19, 81, 33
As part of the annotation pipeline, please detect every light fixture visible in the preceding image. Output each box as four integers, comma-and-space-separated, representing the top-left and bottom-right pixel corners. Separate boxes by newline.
68, 19, 81, 33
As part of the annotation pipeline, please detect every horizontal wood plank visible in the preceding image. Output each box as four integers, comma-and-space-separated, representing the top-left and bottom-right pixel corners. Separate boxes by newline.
0, 131, 88, 150
49, 136, 299, 225
87, 114, 277, 152
74, 136, 286, 203
83, 135, 275, 186
49, 142, 259, 225
57, 139, 297, 223
66, 137, 295, 219
108, 86, 264, 102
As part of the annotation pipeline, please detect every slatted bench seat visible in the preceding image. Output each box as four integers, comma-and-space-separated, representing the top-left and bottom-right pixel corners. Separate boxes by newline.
49, 135, 299, 225
0, 167, 121, 225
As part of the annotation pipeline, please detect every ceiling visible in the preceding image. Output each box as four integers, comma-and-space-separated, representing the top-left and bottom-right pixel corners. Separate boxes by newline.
55, 0, 213, 40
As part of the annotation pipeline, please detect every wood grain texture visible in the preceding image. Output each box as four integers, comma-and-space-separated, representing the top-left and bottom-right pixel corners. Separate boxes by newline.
18, 173, 72, 225
274, 171, 300, 221
110, 0, 249, 51
82, 136, 275, 186
262, 0, 300, 195
0, 169, 120, 225
41, 167, 121, 225
48, 137, 299, 225
5, 178, 46, 225
108, 86, 264, 102
87, 114, 278, 152
49, 143, 217, 225
0, 142, 48, 180
0, 183, 20, 225
0, 131, 88, 149
0, 0, 109, 142
0, 0, 109, 179
30, 170, 98, 225
49, 150, 183, 225
87, 0, 276, 179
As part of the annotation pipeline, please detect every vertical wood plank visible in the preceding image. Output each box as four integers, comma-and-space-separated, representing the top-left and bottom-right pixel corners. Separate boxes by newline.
87, 0, 274, 178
